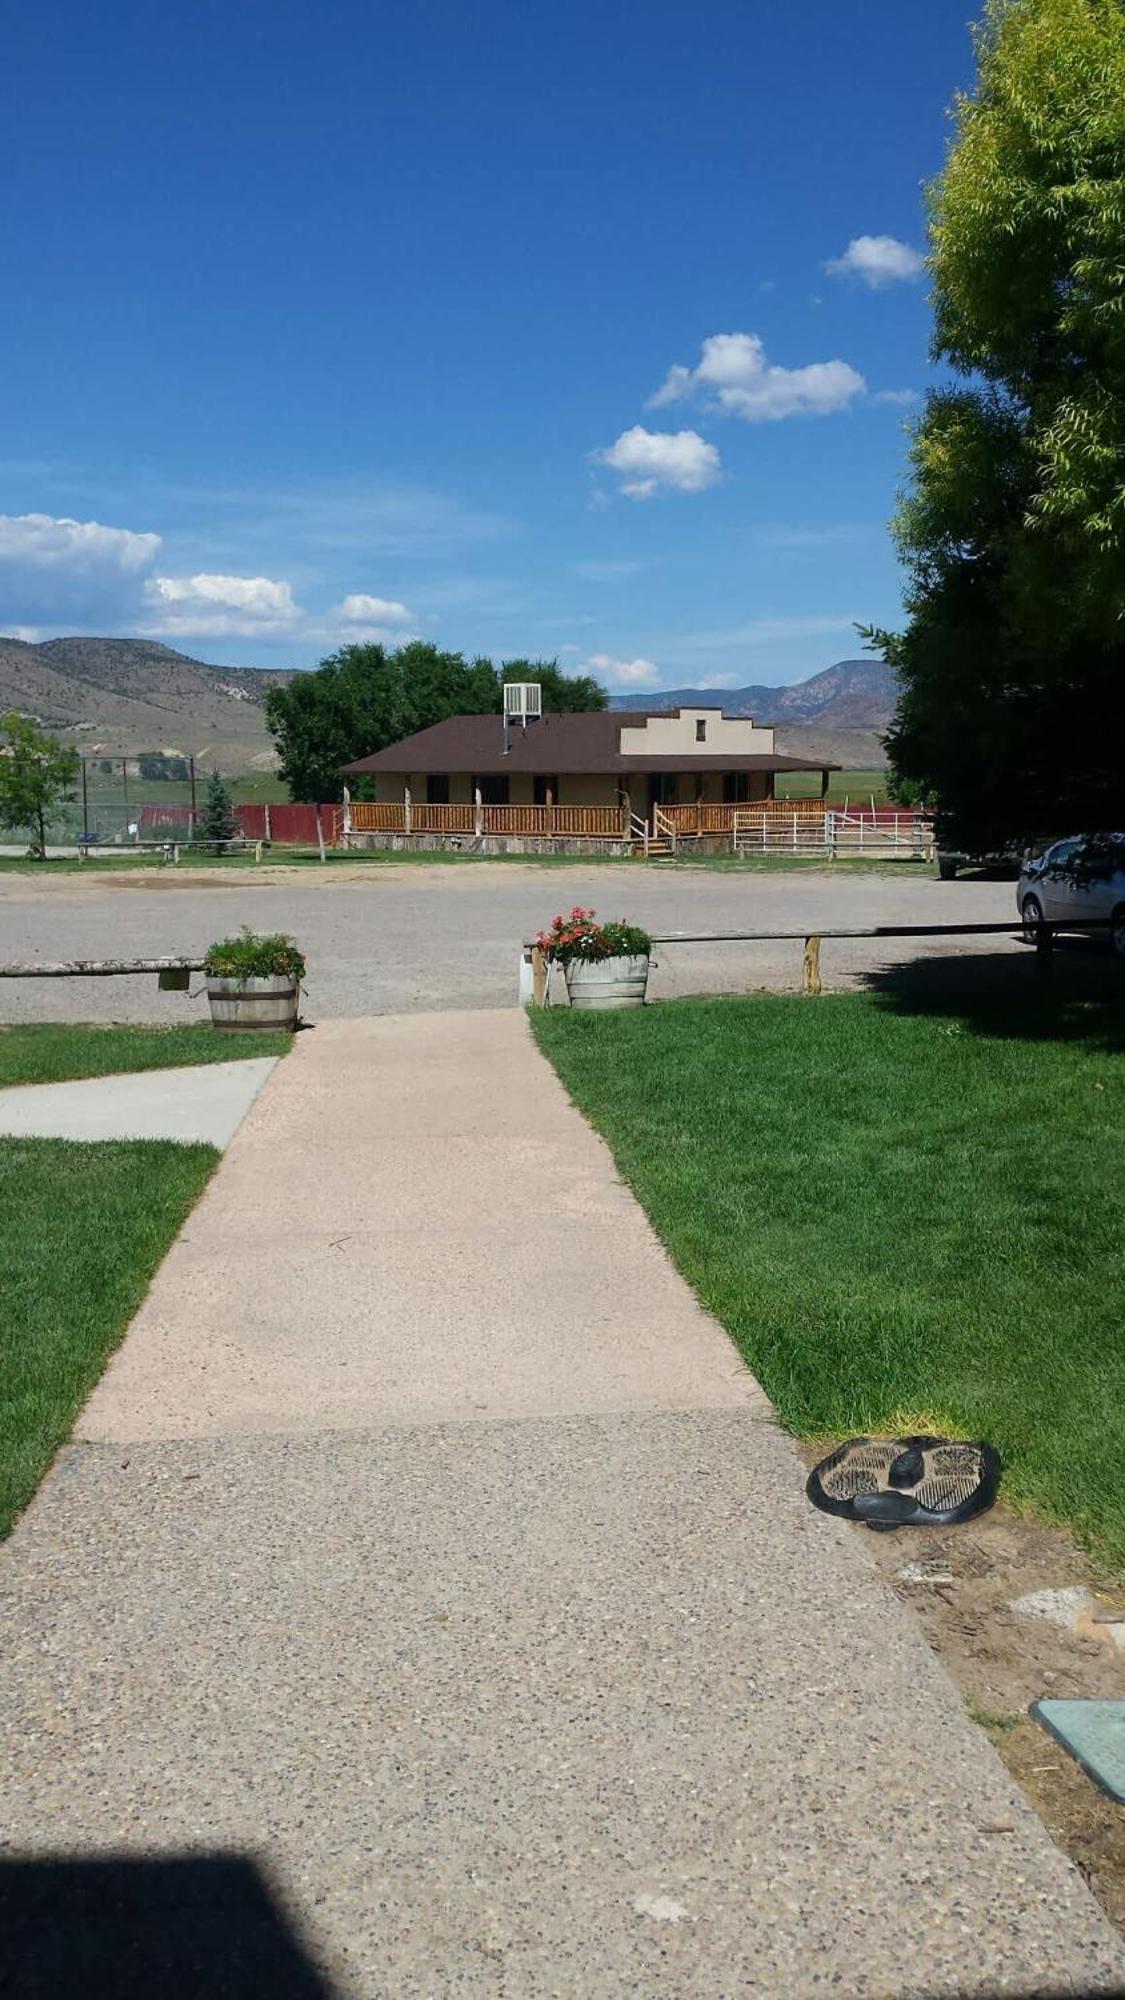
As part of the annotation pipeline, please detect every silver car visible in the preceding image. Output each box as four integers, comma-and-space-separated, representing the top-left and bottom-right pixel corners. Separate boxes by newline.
1018, 832, 1125, 957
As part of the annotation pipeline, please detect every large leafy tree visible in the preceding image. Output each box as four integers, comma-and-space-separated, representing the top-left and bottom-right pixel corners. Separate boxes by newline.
876, 0, 1125, 850
266, 642, 606, 800
0, 712, 79, 858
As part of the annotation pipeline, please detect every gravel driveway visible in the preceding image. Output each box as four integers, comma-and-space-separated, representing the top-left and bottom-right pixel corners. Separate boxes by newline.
0, 859, 1037, 1023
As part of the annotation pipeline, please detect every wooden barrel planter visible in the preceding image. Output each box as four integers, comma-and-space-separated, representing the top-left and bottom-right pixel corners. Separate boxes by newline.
206, 974, 300, 1032
564, 953, 650, 1009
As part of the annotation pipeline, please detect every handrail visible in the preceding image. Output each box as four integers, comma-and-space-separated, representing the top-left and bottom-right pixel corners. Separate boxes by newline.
645, 920, 1110, 942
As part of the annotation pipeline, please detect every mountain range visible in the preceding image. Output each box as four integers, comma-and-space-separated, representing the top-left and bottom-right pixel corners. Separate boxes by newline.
0, 636, 895, 770
610, 658, 897, 729
0, 635, 293, 770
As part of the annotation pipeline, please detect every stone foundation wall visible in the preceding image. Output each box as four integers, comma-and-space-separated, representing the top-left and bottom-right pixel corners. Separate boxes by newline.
348, 832, 633, 857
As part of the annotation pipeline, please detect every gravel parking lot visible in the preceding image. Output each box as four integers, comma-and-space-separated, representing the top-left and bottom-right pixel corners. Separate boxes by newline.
0, 859, 1045, 1023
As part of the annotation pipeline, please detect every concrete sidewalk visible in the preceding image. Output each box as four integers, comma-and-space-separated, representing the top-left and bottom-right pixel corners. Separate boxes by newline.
0, 1056, 277, 1146
3, 1013, 1123, 1997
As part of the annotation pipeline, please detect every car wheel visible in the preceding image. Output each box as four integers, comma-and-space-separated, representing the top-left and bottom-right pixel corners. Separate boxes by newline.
1112, 904, 1125, 960
1021, 894, 1045, 945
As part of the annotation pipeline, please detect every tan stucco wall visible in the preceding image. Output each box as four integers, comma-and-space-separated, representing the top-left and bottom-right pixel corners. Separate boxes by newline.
619, 709, 776, 757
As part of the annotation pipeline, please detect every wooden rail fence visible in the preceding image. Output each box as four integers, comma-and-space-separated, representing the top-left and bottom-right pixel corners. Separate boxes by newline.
525, 918, 1113, 1003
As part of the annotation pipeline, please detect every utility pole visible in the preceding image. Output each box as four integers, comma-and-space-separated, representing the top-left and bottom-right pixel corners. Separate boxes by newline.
189, 755, 197, 826
81, 758, 89, 838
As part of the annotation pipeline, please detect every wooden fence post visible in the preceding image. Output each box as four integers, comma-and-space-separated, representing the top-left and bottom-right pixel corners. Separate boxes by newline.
802, 935, 822, 995
531, 945, 547, 1007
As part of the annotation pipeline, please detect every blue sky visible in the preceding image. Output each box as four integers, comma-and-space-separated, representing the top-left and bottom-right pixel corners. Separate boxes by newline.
0, 0, 976, 690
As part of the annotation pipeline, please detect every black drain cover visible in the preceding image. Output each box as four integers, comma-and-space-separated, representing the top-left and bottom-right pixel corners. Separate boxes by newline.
807, 1435, 1001, 1531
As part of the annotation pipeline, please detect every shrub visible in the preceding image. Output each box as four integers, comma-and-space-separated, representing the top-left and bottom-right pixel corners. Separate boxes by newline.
534, 906, 652, 966
203, 928, 306, 981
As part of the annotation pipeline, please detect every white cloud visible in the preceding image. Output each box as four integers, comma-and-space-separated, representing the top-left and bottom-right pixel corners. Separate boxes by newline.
335, 592, 413, 625
592, 427, 721, 500
142, 572, 301, 638
871, 387, 919, 407
649, 333, 865, 423
583, 652, 662, 686
0, 511, 162, 627
0, 511, 160, 572
826, 235, 924, 287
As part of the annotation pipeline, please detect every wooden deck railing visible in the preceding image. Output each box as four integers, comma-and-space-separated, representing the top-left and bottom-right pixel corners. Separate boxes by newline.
345, 798, 921, 843
349, 801, 408, 830
347, 801, 628, 838
411, 803, 476, 833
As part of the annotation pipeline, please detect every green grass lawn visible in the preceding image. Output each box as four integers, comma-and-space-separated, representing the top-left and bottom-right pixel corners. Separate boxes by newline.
775, 766, 891, 803
0, 1023, 294, 1088
0, 1138, 217, 1536
532, 992, 1125, 1566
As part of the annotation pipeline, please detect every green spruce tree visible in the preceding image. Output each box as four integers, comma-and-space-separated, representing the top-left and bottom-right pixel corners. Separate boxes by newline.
198, 769, 238, 852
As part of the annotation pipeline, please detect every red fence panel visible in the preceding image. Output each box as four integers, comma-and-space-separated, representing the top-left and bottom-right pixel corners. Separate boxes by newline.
136, 800, 340, 845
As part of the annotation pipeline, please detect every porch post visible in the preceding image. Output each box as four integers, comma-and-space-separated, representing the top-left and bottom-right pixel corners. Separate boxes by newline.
474, 786, 483, 837
820, 768, 830, 799
404, 781, 413, 834
546, 787, 555, 837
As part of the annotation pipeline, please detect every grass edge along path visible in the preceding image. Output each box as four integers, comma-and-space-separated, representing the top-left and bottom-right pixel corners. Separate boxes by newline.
0, 1023, 293, 1089
531, 992, 1125, 1569
0, 1138, 218, 1537
0, 849, 932, 877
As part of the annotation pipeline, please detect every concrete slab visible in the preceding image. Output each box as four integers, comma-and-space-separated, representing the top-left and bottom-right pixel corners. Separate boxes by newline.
4, 1417, 1124, 1998
4, 1009, 1124, 1995
0, 1057, 277, 1147
79, 1017, 759, 1439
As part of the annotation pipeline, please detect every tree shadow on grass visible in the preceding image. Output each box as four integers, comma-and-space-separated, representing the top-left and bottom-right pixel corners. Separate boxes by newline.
0, 1853, 337, 1998
859, 941, 1125, 1052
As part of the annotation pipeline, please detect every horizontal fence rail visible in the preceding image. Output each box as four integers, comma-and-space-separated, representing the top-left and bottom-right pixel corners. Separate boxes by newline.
0, 956, 206, 978
525, 918, 1114, 1003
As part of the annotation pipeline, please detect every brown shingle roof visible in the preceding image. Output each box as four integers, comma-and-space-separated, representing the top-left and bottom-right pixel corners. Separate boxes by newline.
340, 711, 836, 777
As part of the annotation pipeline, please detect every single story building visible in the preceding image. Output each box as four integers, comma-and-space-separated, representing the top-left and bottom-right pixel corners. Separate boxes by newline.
340, 704, 837, 851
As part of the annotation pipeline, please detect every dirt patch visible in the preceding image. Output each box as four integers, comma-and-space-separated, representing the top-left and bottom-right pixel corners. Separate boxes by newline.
856, 1498, 1125, 1932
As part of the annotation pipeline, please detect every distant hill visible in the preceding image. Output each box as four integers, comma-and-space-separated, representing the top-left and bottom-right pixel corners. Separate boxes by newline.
610, 658, 898, 735
0, 635, 294, 770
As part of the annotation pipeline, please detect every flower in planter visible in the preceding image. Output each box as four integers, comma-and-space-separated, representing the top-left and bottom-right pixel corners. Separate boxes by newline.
534, 906, 651, 965
203, 927, 307, 982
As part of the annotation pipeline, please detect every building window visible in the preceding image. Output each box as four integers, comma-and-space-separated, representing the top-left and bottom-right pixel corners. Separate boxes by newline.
723, 772, 751, 803
696, 718, 707, 742
425, 775, 450, 805
532, 774, 558, 806
473, 774, 509, 806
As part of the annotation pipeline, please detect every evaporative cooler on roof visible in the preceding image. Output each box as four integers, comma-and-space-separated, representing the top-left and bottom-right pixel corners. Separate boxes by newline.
503, 682, 542, 725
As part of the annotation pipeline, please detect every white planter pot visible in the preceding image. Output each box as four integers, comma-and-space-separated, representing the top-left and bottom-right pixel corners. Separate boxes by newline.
564, 954, 649, 1010
206, 974, 299, 1033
